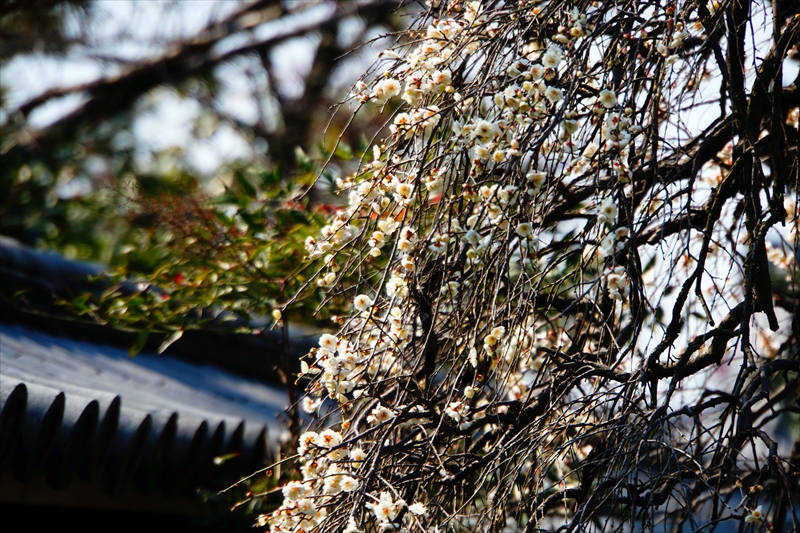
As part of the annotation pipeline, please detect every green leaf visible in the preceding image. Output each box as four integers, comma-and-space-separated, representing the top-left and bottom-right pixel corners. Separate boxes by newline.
357, 134, 369, 156
294, 147, 313, 172
275, 208, 309, 230
157, 329, 184, 354
129, 328, 151, 357
214, 210, 235, 226
334, 142, 353, 160
259, 166, 281, 188
234, 171, 257, 200
212, 452, 241, 465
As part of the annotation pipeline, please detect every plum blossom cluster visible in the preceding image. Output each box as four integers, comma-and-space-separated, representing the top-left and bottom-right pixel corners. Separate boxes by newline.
285, 2, 644, 528
262, 427, 430, 533
263, 422, 432, 532
263, 429, 360, 532
258, 1, 795, 532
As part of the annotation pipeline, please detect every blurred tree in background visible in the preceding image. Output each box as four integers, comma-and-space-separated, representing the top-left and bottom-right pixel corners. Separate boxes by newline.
0, 0, 405, 332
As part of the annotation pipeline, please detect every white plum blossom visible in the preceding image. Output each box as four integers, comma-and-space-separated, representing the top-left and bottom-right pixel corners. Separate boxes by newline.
473, 119, 499, 141
353, 294, 374, 312
409, 502, 428, 516
298, 431, 319, 455
529, 63, 545, 79
370, 405, 396, 424
544, 86, 563, 103
744, 505, 764, 523
343, 517, 363, 533
395, 182, 414, 200
599, 232, 616, 257
526, 170, 547, 190
597, 197, 618, 225
282, 481, 306, 501
397, 238, 415, 253
428, 237, 448, 254
350, 448, 366, 461
386, 275, 409, 299
318, 271, 336, 287
366, 492, 406, 524
598, 89, 617, 108
297, 498, 317, 516
444, 400, 469, 423
319, 333, 338, 350
377, 217, 400, 235
317, 428, 343, 448
340, 476, 360, 492
401, 256, 416, 271
605, 266, 629, 300
516, 223, 533, 238
463, 229, 480, 245
542, 48, 562, 69
563, 118, 579, 135
372, 78, 402, 104
430, 69, 452, 91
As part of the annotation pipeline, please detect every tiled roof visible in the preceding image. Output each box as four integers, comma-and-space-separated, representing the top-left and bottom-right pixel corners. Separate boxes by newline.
0, 322, 285, 497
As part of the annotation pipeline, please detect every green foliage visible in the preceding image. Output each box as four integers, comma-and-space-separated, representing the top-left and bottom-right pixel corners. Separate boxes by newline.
95, 165, 350, 338
1, 127, 369, 347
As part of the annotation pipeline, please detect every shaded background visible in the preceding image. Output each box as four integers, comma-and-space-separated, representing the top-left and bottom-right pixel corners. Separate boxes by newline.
1, 0, 405, 268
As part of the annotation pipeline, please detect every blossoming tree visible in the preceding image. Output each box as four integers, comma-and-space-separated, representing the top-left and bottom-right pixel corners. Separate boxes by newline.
261, 1, 800, 531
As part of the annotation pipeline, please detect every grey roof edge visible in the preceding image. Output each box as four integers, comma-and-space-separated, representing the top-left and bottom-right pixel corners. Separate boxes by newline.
0, 379, 272, 499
